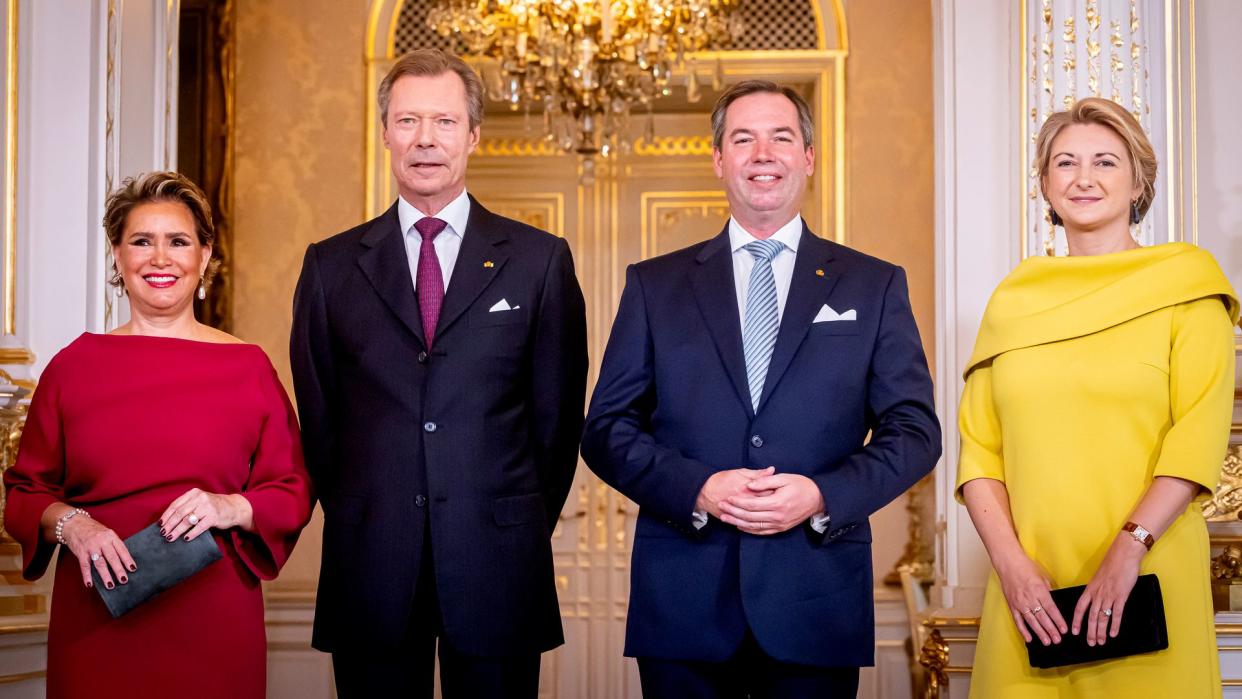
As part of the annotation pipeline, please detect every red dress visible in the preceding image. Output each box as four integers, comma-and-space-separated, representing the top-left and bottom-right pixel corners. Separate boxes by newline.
3, 333, 313, 698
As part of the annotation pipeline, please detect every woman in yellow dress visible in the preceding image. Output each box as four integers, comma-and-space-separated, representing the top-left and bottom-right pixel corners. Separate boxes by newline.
956, 97, 1238, 697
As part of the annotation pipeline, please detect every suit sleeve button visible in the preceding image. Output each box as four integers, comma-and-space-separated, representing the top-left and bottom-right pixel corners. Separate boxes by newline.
414, 495, 427, 507
423, 421, 437, 433
749, 434, 764, 448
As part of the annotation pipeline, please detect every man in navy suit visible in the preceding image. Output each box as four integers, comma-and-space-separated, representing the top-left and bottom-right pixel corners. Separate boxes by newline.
290, 49, 587, 698
582, 80, 940, 697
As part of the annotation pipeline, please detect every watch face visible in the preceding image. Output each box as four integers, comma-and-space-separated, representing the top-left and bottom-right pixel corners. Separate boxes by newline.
1133, 525, 1151, 539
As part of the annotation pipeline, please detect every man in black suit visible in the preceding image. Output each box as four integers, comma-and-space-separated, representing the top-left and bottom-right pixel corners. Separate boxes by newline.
290, 48, 587, 698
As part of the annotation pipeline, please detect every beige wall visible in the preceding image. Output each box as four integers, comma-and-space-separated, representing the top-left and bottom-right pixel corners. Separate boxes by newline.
843, 0, 937, 578
233, 0, 369, 589
232, 1, 935, 589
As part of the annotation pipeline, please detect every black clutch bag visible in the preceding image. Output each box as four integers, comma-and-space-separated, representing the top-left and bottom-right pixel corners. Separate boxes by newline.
1025, 573, 1168, 669
90, 522, 223, 618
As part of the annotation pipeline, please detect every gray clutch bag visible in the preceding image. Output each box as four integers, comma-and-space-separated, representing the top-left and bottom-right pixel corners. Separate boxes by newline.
90, 522, 223, 618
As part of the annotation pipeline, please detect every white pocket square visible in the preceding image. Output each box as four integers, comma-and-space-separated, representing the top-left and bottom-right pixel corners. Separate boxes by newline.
812, 304, 857, 323
488, 299, 519, 312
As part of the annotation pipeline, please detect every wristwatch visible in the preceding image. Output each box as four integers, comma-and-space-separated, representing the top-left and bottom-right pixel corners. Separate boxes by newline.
1122, 521, 1155, 550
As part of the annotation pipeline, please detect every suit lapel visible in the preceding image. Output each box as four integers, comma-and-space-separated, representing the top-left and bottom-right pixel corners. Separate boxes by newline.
757, 225, 840, 413
357, 204, 427, 348
435, 196, 509, 339
691, 226, 754, 418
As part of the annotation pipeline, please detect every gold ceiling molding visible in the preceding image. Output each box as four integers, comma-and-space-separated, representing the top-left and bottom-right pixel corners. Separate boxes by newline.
477, 135, 713, 159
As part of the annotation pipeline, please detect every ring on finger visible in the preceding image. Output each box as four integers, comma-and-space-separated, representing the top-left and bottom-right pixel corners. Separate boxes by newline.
1032, 606, 1043, 614
1102, 608, 1112, 617
187, 514, 199, 526
90, 553, 101, 562
1022, 608, 1033, 615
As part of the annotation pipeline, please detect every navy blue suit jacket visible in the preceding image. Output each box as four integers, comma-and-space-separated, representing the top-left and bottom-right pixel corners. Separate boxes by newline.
581, 223, 940, 667
290, 197, 587, 655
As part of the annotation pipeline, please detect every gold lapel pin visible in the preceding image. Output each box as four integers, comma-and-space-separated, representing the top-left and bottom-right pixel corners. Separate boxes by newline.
815, 269, 825, 277
483, 260, 494, 268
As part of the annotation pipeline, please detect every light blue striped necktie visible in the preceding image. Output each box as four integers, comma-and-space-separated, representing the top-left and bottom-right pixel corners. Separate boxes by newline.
741, 239, 785, 411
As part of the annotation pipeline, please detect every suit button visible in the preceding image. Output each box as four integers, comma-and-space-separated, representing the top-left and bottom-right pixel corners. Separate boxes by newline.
414, 495, 427, 507
417, 351, 428, 364
750, 434, 763, 448
423, 421, 437, 433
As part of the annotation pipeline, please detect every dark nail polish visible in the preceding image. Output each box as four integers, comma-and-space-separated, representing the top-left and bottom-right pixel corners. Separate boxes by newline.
105, 582, 114, 589
184, 536, 191, 541
129, 564, 136, 572
119, 576, 127, 584
158, 519, 163, 527
86, 581, 93, 588
160, 528, 166, 536
167, 535, 175, 541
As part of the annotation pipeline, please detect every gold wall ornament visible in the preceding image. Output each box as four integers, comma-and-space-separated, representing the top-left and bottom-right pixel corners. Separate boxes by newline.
1204, 445, 1242, 522
1020, 0, 1161, 259
428, 0, 743, 156
0, 369, 30, 543
918, 628, 949, 699
885, 472, 936, 585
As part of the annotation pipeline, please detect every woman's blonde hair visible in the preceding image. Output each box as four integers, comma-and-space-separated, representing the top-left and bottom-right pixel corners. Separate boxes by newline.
1035, 97, 1157, 221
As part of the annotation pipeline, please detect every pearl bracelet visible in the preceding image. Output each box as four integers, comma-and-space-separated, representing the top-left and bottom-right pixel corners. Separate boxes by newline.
53, 508, 89, 545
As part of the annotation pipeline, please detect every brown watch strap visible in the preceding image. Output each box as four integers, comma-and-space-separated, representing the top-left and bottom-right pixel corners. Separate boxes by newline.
1122, 521, 1155, 550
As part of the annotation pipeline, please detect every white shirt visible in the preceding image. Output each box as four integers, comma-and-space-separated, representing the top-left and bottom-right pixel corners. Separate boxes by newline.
398, 189, 471, 292
693, 214, 830, 534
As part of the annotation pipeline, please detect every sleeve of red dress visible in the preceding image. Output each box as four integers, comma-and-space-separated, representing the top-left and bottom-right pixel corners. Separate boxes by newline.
2, 361, 66, 580
230, 362, 314, 580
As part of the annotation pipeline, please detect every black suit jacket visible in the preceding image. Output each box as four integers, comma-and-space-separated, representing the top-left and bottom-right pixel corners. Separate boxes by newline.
290, 196, 588, 655
582, 224, 940, 667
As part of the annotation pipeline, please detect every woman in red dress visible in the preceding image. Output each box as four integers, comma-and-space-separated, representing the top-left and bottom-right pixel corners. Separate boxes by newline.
3, 171, 313, 697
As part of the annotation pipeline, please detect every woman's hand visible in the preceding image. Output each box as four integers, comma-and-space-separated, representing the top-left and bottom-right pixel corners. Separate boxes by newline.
994, 551, 1068, 646
60, 515, 135, 590
158, 488, 254, 542
1071, 533, 1144, 646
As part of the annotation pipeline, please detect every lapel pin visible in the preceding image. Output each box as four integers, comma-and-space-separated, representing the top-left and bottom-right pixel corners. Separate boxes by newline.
815, 269, 825, 277
484, 260, 494, 268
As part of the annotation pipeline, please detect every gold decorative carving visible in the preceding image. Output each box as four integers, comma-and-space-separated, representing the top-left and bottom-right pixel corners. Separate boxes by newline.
918, 627, 949, 699
0, 348, 33, 366
632, 136, 714, 157
1212, 544, 1242, 582
0, 369, 29, 544
886, 472, 935, 585
476, 138, 562, 158
1204, 445, 1242, 522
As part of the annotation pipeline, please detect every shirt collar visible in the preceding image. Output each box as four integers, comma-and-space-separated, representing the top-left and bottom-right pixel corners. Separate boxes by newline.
728, 215, 803, 254
398, 189, 471, 239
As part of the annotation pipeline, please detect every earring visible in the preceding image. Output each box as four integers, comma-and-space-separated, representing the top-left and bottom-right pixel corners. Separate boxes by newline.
1130, 201, 1141, 225
1049, 208, 1063, 227
196, 279, 207, 300
114, 284, 124, 298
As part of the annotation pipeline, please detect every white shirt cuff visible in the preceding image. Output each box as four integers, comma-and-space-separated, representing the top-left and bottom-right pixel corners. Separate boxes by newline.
809, 512, 830, 533
691, 510, 709, 530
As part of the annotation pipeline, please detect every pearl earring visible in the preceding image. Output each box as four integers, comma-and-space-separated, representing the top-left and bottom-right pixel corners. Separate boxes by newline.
197, 279, 206, 300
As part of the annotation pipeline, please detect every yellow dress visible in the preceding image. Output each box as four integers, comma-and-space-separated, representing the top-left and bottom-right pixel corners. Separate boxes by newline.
955, 243, 1239, 698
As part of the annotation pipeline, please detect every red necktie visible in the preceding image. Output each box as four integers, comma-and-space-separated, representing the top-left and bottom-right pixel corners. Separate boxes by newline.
414, 217, 448, 347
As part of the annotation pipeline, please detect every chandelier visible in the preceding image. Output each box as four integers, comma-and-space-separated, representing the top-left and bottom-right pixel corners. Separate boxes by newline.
428, 0, 743, 159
